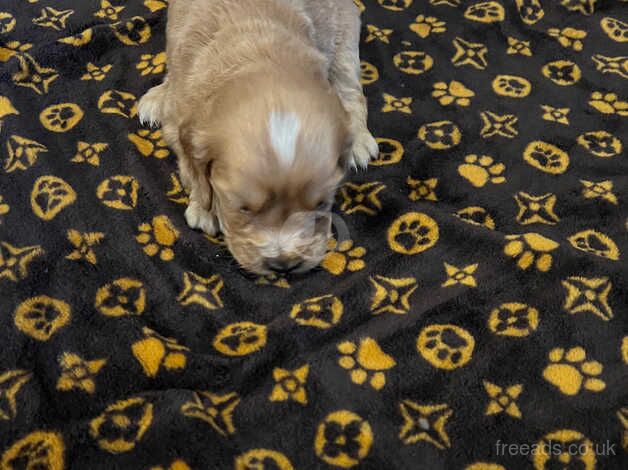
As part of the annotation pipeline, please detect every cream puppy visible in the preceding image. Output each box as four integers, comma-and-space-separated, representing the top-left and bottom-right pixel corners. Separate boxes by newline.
138, 0, 378, 274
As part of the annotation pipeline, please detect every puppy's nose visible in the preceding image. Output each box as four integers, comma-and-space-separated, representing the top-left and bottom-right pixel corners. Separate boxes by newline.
266, 256, 303, 274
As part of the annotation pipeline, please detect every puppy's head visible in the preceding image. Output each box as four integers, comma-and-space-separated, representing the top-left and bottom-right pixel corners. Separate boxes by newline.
189, 69, 351, 274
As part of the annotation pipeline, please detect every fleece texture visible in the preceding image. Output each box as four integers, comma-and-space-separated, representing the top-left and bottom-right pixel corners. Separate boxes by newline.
0, 0, 627, 469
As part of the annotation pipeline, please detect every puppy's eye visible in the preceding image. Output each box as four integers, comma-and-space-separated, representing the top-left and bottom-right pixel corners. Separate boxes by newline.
239, 206, 252, 215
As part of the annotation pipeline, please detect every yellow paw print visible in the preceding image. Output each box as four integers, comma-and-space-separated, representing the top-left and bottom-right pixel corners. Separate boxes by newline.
588, 91, 628, 116
464, 2, 505, 23
137, 52, 166, 76
547, 27, 586, 51
136, 215, 179, 261
132, 327, 188, 378
337, 338, 396, 390
432, 81, 474, 107
543, 347, 605, 396
504, 233, 558, 272
458, 155, 506, 187
128, 129, 170, 159
410, 15, 446, 38
321, 239, 366, 275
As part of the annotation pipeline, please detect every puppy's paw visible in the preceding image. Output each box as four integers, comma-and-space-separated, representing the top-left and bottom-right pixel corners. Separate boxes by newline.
348, 130, 379, 170
138, 84, 166, 127
185, 203, 218, 236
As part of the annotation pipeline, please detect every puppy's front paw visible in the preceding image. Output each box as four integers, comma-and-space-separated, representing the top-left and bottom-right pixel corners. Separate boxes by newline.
137, 84, 165, 127
185, 203, 218, 236
349, 130, 379, 170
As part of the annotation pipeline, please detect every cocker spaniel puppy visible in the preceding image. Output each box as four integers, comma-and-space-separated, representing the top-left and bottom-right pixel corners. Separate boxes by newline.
138, 0, 378, 274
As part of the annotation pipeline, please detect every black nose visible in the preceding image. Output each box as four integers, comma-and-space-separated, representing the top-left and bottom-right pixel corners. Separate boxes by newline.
266, 257, 303, 274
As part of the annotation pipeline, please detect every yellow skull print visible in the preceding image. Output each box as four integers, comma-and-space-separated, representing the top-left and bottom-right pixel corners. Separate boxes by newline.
90, 397, 154, 453
377, 0, 413, 11
95, 278, 146, 317
488, 303, 539, 337
234, 449, 294, 470
417, 324, 475, 370
388, 212, 439, 255
314, 410, 373, 468
371, 138, 404, 166
393, 51, 434, 75
533, 429, 596, 470
111, 16, 151, 45
290, 295, 344, 329
418, 121, 461, 150
213, 322, 267, 356
98, 90, 138, 118
96, 175, 139, 210
360, 61, 379, 85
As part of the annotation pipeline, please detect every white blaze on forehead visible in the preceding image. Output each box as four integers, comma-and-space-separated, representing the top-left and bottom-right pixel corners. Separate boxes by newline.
268, 111, 301, 168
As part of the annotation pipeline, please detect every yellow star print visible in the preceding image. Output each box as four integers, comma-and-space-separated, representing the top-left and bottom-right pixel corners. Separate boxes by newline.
338, 182, 386, 216
398, 401, 453, 449
56, 353, 107, 394
12, 54, 58, 95
580, 180, 617, 205
181, 392, 240, 437
32, 7, 74, 31
484, 381, 523, 418
480, 111, 518, 138
0, 241, 44, 282
514, 192, 560, 225
452, 37, 488, 70
442, 263, 478, 287
382, 93, 412, 114
370, 275, 418, 315
562, 276, 613, 321
177, 272, 224, 310
269, 365, 309, 405
4, 135, 48, 173
66, 230, 105, 265
366, 25, 393, 43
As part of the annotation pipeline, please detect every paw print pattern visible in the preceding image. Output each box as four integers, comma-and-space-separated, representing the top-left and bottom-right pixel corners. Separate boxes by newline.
338, 338, 396, 390
388, 212, 439, 255
543, 347, 605, 396
136, 215, 179, 261
128, 129, 170, 158
3, 1, 628, 466
410, 15, 446, 38
458, 155, 506, 187
432, 81, 474, 107
321, 239, 366, 275
588, 91, 628, 116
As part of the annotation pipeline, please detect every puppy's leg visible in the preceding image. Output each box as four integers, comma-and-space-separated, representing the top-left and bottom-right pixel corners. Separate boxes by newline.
185, 176, 219, 236
330, 24, 379, 169
163, 123, 219, 236
138, 79, 168, 127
